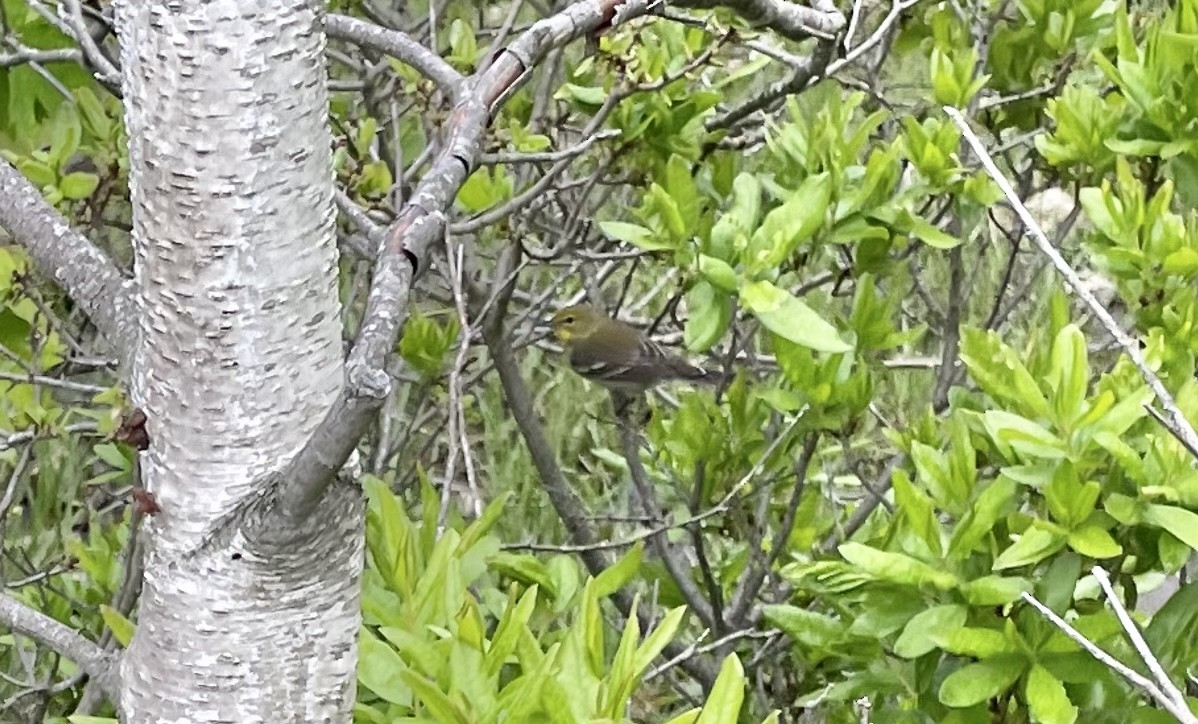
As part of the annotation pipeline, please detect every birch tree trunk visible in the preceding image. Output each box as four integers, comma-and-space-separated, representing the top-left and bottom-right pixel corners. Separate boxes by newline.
114, 1, 362, 720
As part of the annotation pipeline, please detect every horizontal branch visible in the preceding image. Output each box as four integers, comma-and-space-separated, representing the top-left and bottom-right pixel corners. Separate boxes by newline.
673, 0, 845, 42
0, 593, 118, 701
325, 14, 464, 100
0, 160, 137, 369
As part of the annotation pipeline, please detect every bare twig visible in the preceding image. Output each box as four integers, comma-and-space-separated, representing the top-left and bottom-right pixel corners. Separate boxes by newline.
1091, 566, 1194, 719
724, 433, 818, 628
672, 0, 844, 43
619, 420, 716, 626
63, 0, 120, 87
1020, 585, 1196, 723
271, 0, 660, 525
946, 107, 1198, 460
438, 233, 481, 531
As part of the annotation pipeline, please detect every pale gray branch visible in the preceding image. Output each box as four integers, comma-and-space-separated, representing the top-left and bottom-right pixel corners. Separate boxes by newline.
325, 14, 464, 99
0, 161, 136, 369
672, 0, 845, 42
0, 594, 118, 701
1091, 566, 1195, 720
271, 0, 658, 524
946, 107, 1198, 460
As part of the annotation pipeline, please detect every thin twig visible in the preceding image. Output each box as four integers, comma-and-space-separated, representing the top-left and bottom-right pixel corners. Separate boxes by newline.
946, 106, 1198, 461
1020, 588, 1195, 722
1091, 566, 1194, 719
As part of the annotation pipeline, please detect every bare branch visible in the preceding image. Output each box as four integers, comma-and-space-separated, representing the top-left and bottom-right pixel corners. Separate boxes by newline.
0, 161, 137, 369
1019, 583, 1197, 723
1091, 566, 1194, 719
946, 106, 1198, 460
724, 433, 818, 628
0, 594, 118, 701
0, 46, 80, 69
619, 420, 717, 627
671, 0, 845, 42
63, 0, 121, 88
325, 14, 465, 101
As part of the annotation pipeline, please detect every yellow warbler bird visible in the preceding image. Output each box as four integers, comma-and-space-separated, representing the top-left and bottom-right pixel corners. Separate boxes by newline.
549, 305, 718, 398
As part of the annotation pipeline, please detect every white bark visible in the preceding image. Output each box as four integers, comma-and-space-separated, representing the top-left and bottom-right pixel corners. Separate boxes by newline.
114, 1, 362, 721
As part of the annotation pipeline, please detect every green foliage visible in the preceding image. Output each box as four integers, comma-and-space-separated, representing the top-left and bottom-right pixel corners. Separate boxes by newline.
355, 477, 763, 723
10, 0, 1198, 721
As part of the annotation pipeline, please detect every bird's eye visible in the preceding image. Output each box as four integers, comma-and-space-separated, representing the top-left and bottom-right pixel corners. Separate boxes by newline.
563, 315, 574, 324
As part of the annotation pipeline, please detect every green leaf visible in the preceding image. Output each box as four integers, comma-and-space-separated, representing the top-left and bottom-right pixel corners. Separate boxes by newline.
456, 166, 508, 211
1142, 504, 1198, 551
697, 254, 738, 293
960, 328, 1053, 420
1066, 525, 1122, 559
1025, 664, 1078, 724
684, 281, 733, 352
982, 410, 1068, 460
633, 605, 687, 677
747, 173, 831, 271
838, 542, 957, 589
762, 604, 848, 649
893, 469, 942, 555
75, 87, 112, 138
99, 605, 135, 647
894, 604, 967, 658
556, 83, 606, 106
488, 554, 556, 598
647, 183, 687, 240
600, 220, 674, 252
904, 212, 961, 249
942, 627, 1018, 658
949, 477, 1017, 559
695, 654, 745, 723
458, 491, 511, 551
741, 280, 851, 353
485, 586, 539, 677
592, 542, 643, 598
1037, 553, 1081, 615
401, 669, 471, 723
94, 442, 133, 471
994, 525, 1066, 570
1163, 248, 1198, 276
962, 576, 1033, 606
1048, 325, 1088, 424
994, 524, 1067, 571
664, 153, 699, 224
938, 656, 1025, 707
18, 159, 56, 188
357, 627, 412, 705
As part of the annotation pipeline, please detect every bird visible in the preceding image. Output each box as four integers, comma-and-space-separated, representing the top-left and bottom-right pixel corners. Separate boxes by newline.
548, 305, 718, 402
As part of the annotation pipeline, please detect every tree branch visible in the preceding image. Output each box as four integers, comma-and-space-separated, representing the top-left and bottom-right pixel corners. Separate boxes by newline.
325, 14, 465, 101
724, 433, 818, 628
0, 594, 118, 701
619, 420, 717, 627
946, 106, 1198, 460
271, 0, 658, 525
0, 160, 136, 369
672, 0, 845, 43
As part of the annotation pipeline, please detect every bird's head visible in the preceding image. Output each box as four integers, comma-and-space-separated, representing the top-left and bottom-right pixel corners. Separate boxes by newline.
550, 306, 605, 345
